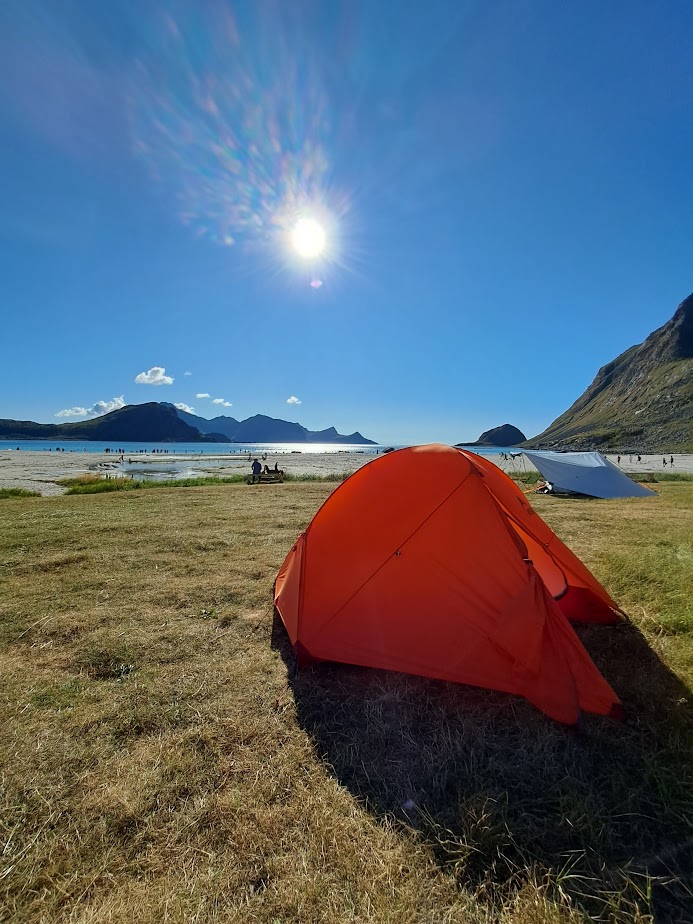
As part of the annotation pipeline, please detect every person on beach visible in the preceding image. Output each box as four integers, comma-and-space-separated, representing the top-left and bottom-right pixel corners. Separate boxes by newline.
617, 455, 621, 464
663, 457, 667, 467
251, 458, 262, 483
637, 455, 641, 463
670, 456, 674, 466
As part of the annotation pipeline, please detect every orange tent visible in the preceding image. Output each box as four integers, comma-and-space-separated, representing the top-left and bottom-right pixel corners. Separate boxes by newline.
274, 445, 624, 724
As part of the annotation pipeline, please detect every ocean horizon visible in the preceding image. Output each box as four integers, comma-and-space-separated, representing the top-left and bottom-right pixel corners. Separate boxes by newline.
0, 439, 520, 456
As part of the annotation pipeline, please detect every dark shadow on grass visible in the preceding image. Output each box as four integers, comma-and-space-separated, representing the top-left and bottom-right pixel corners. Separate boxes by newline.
272, 611, 693, 922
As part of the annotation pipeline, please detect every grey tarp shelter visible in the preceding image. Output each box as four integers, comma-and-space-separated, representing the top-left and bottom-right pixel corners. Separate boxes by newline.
523, 451, 656, 499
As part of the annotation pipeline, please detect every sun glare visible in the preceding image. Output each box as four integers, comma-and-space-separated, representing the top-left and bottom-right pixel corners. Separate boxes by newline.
291, 217, 326, 259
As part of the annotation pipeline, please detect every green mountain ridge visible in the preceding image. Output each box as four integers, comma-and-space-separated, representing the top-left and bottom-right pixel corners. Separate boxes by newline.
0, 402, 376, 444
524, 293, 693, 452
0, 403, 229, 442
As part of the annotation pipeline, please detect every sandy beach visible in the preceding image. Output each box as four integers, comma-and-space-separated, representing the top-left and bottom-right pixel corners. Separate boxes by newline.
1, 448, 691, 496
0, 449, 380, 496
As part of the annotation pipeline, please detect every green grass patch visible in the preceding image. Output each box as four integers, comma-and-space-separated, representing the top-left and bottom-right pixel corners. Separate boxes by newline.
60, 474, 250, 493
601, 524, 693, 641
630, 471, 693, 483
59, 472, 350, 494
508, 470, 543, 486
30, 677, 85, 710
59, 476, 141, 493
647, 470, 693, 482
0, 487, 41, 498
283, 471, 350, 483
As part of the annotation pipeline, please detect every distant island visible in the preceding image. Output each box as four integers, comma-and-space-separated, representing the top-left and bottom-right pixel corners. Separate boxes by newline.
0, 402, 377, 445
457, 424, 527, 447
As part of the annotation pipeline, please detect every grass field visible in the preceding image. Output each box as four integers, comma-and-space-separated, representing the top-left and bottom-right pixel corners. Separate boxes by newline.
1, 483, 692, 923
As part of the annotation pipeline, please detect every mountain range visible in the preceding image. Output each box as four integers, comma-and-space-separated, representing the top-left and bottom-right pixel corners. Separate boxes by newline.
0, 402, 376, 445
5, 293, 689, 451
524, 293, 693, 451
165, 405, 375, 444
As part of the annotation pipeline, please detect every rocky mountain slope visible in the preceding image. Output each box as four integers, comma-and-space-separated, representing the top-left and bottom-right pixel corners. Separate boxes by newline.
524, 293, 693, 451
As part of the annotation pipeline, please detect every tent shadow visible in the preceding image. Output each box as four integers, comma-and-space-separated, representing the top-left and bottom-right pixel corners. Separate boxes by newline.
271, 610, 693, 920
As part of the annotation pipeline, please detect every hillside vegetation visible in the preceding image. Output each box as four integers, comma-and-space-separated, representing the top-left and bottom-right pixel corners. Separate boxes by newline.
1, 483, 692, 922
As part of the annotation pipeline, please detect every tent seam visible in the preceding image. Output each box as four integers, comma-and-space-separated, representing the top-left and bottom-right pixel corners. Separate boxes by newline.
312, 469, 478, 641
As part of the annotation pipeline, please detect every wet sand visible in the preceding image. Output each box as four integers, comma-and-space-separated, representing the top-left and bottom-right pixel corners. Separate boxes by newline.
1, 448, 691, 497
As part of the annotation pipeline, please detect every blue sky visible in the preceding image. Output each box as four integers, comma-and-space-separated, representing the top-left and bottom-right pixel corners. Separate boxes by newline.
1, 0, 691, 445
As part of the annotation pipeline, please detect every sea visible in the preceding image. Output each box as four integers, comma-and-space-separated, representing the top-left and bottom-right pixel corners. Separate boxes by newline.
0, 440, 520, 482
0, 440, 385, 482
0, 440, 516, 456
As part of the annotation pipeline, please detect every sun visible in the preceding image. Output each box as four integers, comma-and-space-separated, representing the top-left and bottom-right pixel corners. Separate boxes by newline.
291, 217, 326, 259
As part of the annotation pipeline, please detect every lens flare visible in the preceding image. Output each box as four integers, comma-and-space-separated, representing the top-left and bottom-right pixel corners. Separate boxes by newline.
291, 218, 326, 258
130, 6, 353, 288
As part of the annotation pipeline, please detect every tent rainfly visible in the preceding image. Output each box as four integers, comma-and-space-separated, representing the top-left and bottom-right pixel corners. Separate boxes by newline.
275, 444, 625, 724
523, 450, 656, 499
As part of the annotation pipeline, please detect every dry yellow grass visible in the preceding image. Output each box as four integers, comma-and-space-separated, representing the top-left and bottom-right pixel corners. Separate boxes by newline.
1, 483, 692, 923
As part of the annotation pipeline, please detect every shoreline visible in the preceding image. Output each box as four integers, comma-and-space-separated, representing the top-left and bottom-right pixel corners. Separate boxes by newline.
2, 448, 692, 496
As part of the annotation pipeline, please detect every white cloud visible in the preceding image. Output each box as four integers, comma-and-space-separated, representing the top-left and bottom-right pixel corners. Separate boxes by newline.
135, 366, 174, 386
195, 392, 210, 399
55, 406, 88, 418
287, 396, 302, 405
174, 402, 195, 414
184, 371, 192, 376
90, 396, 125, 416
212, 398, 232, 407
55, 395, 125, 419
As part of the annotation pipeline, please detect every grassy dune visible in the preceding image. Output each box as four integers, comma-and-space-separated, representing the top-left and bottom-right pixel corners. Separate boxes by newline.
1, 483, 692, 923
